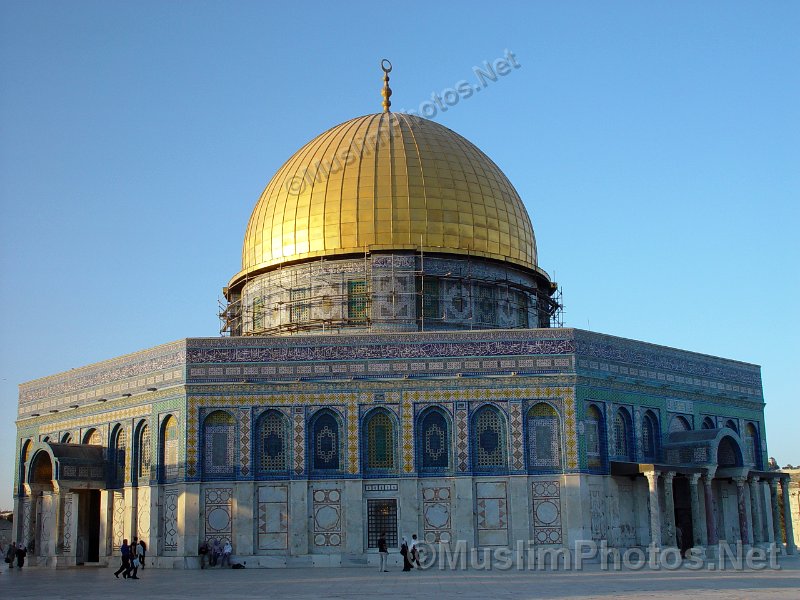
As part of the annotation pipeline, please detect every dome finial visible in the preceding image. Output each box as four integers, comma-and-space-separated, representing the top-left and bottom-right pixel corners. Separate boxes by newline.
380, 59, 392, 113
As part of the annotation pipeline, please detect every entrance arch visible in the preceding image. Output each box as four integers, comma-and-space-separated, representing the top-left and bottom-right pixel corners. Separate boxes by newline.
24, 449, 55, 559
20, 442, 106, 566
29, 450, 55, 489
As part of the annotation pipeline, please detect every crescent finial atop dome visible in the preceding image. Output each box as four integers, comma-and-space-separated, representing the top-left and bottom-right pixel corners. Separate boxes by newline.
381, 59, 392, 112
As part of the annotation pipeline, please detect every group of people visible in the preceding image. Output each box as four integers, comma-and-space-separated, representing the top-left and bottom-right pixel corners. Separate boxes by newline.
2, 542, 27, 569
198, 539, 233, 568
113, 537, 147, 580
377, 533, 422, 572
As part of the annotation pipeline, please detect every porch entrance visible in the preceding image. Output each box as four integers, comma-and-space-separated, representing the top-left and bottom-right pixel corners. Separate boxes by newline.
76, 489, 101, 564
673, 476, 694, 554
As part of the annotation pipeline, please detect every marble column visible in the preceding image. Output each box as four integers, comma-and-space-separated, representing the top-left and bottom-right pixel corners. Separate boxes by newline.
769, 479, 783, 550
98, 489, 113, 561
703, 471, 718, 546
644, 470, 661, 547
734, 477, 751, 546
688, 473, 706, 546
63, 491, 78, 566
748, 476, 763, 545
763, 481, 776, 546
780, 478, 797, 555
663, 472, 677, 547
39, 491, 58, 563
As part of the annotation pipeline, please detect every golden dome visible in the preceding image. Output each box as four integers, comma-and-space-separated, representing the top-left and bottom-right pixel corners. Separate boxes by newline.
231, 112, 539, 288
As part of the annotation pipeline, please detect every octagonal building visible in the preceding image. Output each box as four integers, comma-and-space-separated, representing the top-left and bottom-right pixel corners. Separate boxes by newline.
12, 71, 796, 568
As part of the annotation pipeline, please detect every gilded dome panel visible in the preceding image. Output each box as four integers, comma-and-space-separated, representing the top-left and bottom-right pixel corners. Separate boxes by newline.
234, 113, 538, 285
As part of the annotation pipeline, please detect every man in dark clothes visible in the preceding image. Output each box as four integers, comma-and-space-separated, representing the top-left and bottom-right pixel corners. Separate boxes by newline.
114, 539, 132, 579
378, 533, 389, 572
198, 540, 210, 569
15, 543, 27, 569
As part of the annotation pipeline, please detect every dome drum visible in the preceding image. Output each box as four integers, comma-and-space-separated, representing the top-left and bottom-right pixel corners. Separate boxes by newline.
224, 252, 557, 336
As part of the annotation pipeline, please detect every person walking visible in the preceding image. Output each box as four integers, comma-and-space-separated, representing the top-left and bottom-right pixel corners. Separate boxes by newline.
15, 542, 26, 569
410, 534, 421, 568
129, 552, 140, 580
378, 532, 389, 572
113, 539, 132, 579
128, 540, 143, 579
136, 540, 146, 570
138, 538, 147, 568
400, 537, 413, 572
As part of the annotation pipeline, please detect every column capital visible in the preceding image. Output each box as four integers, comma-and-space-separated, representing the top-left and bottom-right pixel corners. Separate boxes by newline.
733, 476, 747, 488
769, 478, 780, 491
688, 473, 702, 485
663, 471, 676, 484
748, 475, 760, 484
644, 470, 661, 484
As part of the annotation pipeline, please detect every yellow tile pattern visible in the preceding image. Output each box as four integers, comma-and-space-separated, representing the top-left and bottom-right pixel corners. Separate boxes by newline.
233, 112, 538, 286
123, 424, 132, 484
401, 396, 414, 473
564, 391, 578, 470
346, 396, 359, 474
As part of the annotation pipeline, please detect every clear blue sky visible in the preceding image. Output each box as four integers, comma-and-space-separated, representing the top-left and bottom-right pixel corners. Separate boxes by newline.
1, 1, 798, 508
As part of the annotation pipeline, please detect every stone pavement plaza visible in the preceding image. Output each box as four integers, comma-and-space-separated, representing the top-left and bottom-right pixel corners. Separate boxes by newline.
1, 556, 799, 600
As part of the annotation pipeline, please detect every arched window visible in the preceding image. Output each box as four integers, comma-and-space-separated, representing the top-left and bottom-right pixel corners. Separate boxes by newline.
471, 405, 507, 472
203, 410, 236, 478
310, 410, 341, 473
83, 428, 101, 445
614, 408, 633, 460
363, 409, 397, 473
256, 410, 289, 476
136, 423, 151, 482
30, 451, 54, 488
725, 419, 739, 434
641, 411, 659, 462
19, 439, 32, 492
669, 415, 691, 433
61, 432, 73, 443
417, 408, 450, 472
701, 417, 715, 430
718, 436, 742, 467
744, 423, 760, 468
161, 415, 179, 481
585, 404, 605, 469
111, 426, 127, 487
527, 403, 562, 470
